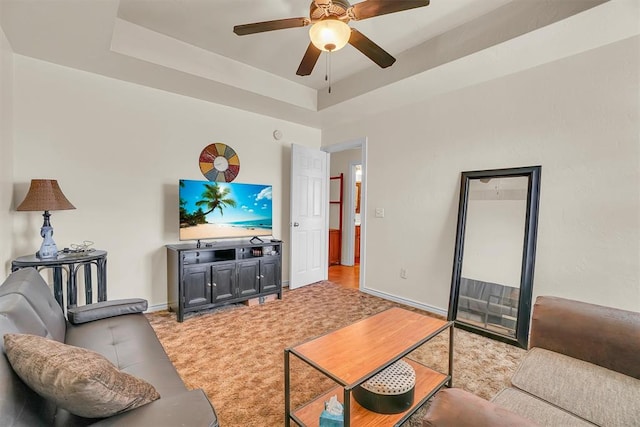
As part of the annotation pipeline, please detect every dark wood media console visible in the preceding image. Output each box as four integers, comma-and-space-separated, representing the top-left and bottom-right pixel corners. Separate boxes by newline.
166, 240, 282, 322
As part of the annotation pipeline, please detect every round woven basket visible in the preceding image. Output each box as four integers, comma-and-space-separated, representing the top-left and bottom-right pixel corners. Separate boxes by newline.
353, 360, 416, 414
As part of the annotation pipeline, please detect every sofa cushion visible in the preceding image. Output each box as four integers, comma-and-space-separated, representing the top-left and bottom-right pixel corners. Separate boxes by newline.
511, 348, 640, 426
89, 389, 218, 427
0, 268, 66, 342
530, 296, 640, 379
0, 293, 51, 338
65, 313, 188, 398
491, 388, 593, 427
0, 290, 60, 426
0, 316, 57, 426
423, 388, 540, 427
3, 333, 160, 418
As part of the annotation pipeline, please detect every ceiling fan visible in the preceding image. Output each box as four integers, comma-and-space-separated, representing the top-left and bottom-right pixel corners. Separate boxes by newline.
233, 0, 430, 76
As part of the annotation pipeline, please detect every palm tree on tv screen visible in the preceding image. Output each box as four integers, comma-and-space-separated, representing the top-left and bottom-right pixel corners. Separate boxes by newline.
195, 183, 237, 220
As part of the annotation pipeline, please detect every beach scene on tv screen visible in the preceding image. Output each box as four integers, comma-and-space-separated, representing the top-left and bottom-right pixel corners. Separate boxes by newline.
179, 180, 273, 240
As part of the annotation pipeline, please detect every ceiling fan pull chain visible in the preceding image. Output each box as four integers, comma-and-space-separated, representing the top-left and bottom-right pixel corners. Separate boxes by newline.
325, 51, 329, 82
328, 51, 332, 94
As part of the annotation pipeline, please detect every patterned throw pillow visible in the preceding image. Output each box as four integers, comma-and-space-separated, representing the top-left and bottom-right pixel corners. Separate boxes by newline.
3, 333, 160, 418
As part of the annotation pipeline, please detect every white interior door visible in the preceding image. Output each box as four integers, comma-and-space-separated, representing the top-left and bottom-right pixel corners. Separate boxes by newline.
289, 143, 329, 289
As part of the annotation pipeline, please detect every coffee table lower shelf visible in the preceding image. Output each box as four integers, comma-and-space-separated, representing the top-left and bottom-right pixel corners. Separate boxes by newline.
292, 358, 449, 427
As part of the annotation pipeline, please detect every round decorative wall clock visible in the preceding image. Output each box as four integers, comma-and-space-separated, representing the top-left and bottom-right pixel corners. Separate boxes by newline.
199, 143, 240, 182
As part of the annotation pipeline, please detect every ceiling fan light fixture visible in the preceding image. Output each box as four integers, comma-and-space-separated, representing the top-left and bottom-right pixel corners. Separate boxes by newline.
309, 18, 350, 52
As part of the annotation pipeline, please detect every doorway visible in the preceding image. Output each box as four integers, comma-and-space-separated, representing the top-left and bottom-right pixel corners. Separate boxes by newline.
324, 138, 366, 290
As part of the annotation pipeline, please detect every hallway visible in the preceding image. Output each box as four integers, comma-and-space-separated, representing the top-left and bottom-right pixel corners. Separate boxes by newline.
328, 264, 360, 289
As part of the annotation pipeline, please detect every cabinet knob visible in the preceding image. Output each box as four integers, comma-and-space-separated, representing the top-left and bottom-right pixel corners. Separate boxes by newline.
260, 274, 265, 279
212, 283, 217, 287
207, 283, 211, 287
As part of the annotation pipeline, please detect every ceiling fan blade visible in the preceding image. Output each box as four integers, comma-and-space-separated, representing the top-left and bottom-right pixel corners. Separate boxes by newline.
296, 43, 322, 76
349, 0, 429, 21
233, 17, 309, 36
348, 29, 396, 68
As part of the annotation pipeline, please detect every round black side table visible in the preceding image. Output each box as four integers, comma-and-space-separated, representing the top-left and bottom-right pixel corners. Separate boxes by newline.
11, 250, 107, 311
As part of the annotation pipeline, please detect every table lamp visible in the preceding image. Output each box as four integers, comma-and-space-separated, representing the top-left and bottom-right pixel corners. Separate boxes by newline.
16, 179, 75, 259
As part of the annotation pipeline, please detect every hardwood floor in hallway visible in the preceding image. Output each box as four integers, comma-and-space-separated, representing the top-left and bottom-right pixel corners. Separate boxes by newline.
328, 264, 360, 289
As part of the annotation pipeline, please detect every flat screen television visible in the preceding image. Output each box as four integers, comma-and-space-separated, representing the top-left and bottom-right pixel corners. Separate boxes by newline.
179, 179, 273, 241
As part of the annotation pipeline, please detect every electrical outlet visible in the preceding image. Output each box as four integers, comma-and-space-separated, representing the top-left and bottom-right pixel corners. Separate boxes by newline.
375, 208, 385, 218
400, 268, 407, 279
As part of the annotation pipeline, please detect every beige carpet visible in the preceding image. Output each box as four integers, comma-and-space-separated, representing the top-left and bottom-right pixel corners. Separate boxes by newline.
146, 281, 525, 426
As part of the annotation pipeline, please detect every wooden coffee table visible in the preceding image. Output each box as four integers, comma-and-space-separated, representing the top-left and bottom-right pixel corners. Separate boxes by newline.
285, 307, 453, 426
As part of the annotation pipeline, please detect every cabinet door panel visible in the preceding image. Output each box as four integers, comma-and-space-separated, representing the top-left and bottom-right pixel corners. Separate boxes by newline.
183, 265, 211, 308
260, 258, 281, 293
237, 260, 260, 297
212, 263, 235, 303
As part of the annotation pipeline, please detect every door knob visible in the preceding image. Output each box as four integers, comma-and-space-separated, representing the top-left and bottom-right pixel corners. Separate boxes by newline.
293, 222, 300, 227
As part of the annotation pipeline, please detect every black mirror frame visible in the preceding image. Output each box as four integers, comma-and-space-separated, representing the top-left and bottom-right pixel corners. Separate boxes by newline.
448, 166, 541, 349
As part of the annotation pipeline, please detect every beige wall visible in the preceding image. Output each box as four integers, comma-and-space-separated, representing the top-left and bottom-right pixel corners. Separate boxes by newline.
0, 25, 13, 273
322, 37, 640, 314
11, 55, 321, 308
4, 34, 639, 316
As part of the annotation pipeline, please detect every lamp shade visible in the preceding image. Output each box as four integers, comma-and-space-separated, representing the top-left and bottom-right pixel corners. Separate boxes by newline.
309, 18, 351, 52
16, 179, 76, 211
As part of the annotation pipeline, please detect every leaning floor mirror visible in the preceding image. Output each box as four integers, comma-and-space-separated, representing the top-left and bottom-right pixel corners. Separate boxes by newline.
448, 166, 541, 348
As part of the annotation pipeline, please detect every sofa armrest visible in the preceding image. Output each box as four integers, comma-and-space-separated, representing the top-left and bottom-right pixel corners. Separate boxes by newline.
423, 388, 539, 427
90, 389, 218, 427
67, 299, 148, 325
530, 296, 640, 379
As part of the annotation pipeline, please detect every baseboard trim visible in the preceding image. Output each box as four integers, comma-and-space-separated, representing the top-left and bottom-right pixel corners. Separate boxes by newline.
361, 287, 448, 318
148, 303, 169, 312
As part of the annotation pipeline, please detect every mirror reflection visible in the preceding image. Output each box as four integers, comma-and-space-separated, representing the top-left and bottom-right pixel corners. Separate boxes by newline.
456, 177, 528, 338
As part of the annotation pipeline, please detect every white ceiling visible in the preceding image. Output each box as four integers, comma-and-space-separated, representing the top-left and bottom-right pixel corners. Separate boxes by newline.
115, 0, 512, 89
1, 0, 637, 128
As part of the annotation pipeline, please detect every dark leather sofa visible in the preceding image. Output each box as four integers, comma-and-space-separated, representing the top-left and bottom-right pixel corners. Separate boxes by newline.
0, 268, 218, 426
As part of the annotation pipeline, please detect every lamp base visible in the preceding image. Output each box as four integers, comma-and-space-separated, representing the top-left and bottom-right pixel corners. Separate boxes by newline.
37, 213, 58, 259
